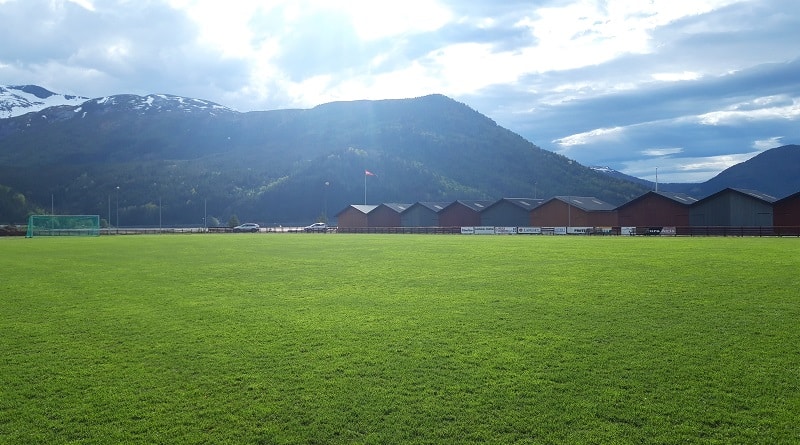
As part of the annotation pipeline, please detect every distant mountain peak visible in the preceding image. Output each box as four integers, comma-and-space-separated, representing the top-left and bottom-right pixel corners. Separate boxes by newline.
0, 84, 88, 118
84, 93, 234, 116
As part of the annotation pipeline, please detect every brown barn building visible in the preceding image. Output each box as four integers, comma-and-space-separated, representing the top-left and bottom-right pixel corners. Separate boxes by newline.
335, 205, 377, 229
531, 196, 617, 227
773, 191, 800, 235
616, 191, 697, 228
440, 200, 493, 227
367, 203, 411, 227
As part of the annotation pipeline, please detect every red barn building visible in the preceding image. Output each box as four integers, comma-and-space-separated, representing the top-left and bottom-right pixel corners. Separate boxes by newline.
440, 200, 493, 227
616, 191, 697, 228
367, 203, 411, 227
531, 196, 617, 227
773, 191, 800, 235
335, 205, 377, 229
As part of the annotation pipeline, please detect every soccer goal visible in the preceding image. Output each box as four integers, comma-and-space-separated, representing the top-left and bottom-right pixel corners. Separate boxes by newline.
26, 215, 101, 238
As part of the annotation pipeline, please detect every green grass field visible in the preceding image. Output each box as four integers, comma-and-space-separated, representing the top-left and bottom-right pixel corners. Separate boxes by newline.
1, 234, 799, 444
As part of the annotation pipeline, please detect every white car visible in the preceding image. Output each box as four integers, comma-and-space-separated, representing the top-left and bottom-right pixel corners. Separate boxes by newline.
233, 223, 260, 233
304, 222, 328, 232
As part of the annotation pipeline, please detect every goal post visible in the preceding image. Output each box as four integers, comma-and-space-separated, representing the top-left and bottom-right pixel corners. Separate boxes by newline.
26, 215, 101, 238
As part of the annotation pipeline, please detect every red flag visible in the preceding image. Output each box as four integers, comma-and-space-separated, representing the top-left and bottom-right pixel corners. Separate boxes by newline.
365, 170, 376, 177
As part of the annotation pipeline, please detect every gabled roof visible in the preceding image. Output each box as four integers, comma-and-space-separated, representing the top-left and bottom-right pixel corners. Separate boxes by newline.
775, 190, 800, 204
406, 201, 452, 213
653, 191, 699, 205
551, 196, 615, 212
335, 204, 378, 216
616, 190, 698, 210
485, 198, 542, 212
695, 188, 777, 205
730, 188, 777, 203
445, 200, 494, 212
373, 203, 413, 214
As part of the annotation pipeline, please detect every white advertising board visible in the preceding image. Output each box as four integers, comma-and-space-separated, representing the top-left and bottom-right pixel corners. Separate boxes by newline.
567, 226, 593, 235
554, 227, 567, 235
621, 226, 636, 235
474, 226, 496, 235
461, 226, 475, 234
517, 227, 542, 234
494, 226, 517, 235
661, 226, 677, 236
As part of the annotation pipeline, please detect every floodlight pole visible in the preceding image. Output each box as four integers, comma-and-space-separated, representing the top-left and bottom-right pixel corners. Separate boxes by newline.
116, 186, 120, 230
324, 181, 329, 221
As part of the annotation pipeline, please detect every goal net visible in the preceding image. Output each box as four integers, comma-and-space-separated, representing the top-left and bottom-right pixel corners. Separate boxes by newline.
26, 215, 101, 238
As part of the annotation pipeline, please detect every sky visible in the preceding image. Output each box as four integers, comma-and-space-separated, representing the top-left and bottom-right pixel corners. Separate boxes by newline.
1, 0, 798, 183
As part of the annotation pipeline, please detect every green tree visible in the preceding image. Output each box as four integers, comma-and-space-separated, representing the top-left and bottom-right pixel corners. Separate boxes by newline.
228, 215, 240, 227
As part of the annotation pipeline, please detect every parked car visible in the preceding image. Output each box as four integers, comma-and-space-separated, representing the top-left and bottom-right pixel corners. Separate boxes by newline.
304, 222, 328, 232
232, 223, 260, 233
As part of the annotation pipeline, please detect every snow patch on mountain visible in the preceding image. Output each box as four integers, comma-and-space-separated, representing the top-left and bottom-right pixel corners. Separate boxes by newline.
88, 93, 234, 115
0, 85, 88, 118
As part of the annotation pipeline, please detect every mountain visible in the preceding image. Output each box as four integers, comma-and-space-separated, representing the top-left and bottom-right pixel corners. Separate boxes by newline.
0, 88, 646, 225
590, 145, 800, 200
590, 166, 654, 188
0, 85, 88, 118
658, 145, 800, 199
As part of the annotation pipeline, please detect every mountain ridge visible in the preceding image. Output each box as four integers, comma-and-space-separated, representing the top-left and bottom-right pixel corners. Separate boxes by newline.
0, 85, 797, 225
0, 85, 88, 118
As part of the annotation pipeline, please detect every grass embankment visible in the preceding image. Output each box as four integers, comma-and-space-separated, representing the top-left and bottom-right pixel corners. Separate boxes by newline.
1, 235, 798, 443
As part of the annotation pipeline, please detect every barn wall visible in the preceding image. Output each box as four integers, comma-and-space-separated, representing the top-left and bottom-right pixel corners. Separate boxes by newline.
368, 207, 402, 227
481, 202, 529, 227
337, 209, 369, 228
774, 194, 800, 226
618, 196, 691, 227
401, 205, 439, 227
440, 204, 481, 227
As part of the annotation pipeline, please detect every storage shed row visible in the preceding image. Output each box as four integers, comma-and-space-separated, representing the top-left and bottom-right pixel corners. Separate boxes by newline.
335, 188, 800, 230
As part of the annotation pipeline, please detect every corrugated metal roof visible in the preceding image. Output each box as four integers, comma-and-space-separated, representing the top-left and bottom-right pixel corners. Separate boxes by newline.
376, 203, 413, 213
730, 188, 777, 203
554, 196, 615, 212
448, 200, 495, 212
501, 198, 543, 209
696, 188, 777, 205
615, 191, 698, 210
348, 205, 378, 214
775, 190, 800, 204
414, 201, 452, 213
653, 191, 699, 204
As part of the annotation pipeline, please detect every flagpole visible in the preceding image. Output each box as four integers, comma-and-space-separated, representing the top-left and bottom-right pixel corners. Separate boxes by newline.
364, 173, 367, 204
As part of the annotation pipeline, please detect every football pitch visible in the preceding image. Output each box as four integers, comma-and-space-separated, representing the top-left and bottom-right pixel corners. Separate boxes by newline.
1, 234, 798, 444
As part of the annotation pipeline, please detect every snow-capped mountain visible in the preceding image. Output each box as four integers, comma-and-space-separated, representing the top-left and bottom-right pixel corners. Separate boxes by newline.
0, 85, 88, 118
81, 93, 233, 115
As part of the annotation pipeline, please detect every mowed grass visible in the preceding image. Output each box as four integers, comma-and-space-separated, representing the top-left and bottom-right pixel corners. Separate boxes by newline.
1, 234, 799, 444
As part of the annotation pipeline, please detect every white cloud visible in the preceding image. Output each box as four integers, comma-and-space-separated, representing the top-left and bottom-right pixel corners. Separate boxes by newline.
651, 71, 702, 81
554, 127, 625, 147
66, 0, 94, 11
752, 136, 783, 150
698, 97, 800, 125
642, 147, 684, 157
2, 0, 798, 185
